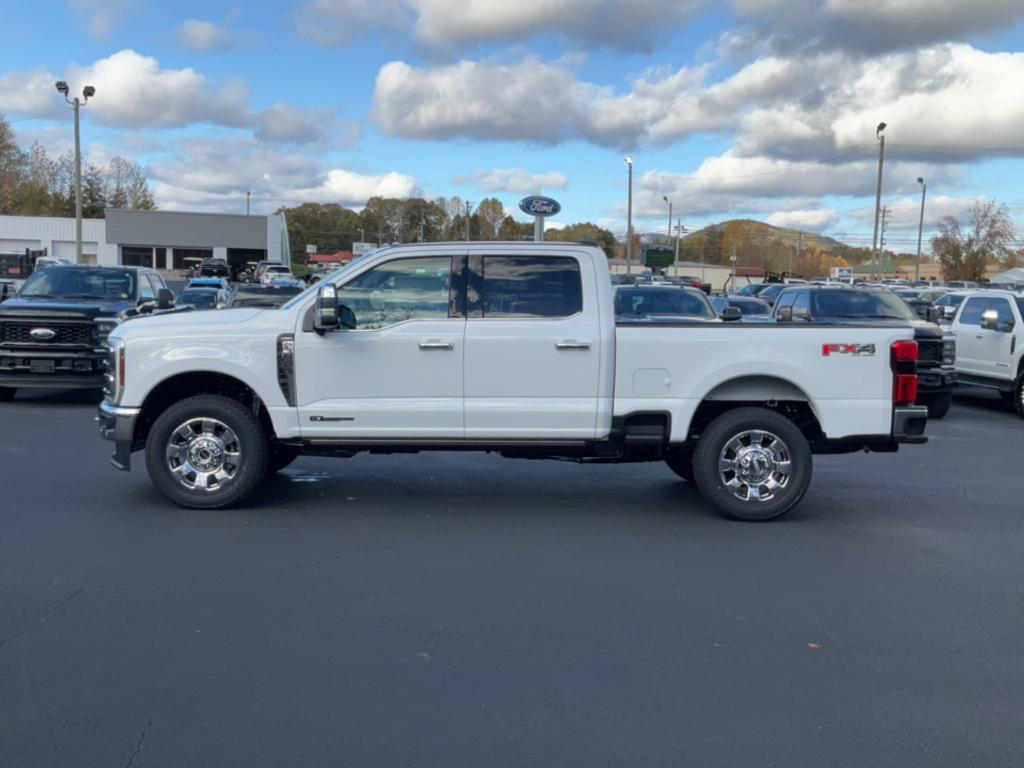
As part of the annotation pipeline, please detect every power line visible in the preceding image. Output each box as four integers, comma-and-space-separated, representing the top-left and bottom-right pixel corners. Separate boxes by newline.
5, 109, 69, 124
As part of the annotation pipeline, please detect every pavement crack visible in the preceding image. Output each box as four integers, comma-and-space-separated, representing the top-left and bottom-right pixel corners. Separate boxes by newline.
0, 586, 85, 650
124, 717, 153, 768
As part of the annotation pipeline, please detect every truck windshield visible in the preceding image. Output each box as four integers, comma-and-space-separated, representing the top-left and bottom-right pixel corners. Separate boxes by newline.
18, 268, 135, 300
812, 290, 917, 320
616, 288, 715, 318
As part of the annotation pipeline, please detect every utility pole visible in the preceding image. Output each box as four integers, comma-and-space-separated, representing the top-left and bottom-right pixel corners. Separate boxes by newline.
880, 206, 891, 278
870, 122, 887, 281
55, 81, 95, 263
791, 232, 802, 276
465, 201, 473, 242
625, 156, 634, 274
915, 177, 927, 281
246, 191, 251, 215
674, 218, 682, 263
663, 196, 672, 242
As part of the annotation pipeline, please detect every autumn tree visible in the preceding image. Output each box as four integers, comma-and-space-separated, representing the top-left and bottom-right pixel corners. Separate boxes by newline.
931, 200, 1016, 282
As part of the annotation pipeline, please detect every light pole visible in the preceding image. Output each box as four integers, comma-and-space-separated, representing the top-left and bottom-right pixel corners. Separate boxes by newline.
870, 121, 887, 281
674, 218, 682, 263
662, 195, 672, 242
358, 228, 365, 243
55, 81, 95, 263
465, 200, 474, 242
246, 191, 251, 215
915, 177, 927, 282
625, 156, 634, 274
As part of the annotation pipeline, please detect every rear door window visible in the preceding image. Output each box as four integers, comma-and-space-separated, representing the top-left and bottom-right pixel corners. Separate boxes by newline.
478, 256, 582, 318
791, 291, 810, 318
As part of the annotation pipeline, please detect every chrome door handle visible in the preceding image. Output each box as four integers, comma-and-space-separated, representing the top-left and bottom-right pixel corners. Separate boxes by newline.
419, 341, 454, 351
555, 341, 591, 351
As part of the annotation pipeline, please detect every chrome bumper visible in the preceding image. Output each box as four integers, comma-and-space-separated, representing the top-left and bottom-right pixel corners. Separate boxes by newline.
97, 400, 140, 471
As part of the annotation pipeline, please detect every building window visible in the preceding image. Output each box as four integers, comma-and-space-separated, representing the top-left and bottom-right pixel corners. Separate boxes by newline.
155, 247, 167, 269
227, 248, 267, 272
121, 246, 153, 268
172, 248, 213, 270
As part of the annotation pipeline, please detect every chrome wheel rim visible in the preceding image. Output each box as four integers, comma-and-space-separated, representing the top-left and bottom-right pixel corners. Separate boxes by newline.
165, 417, 241, 492
718, 429, 792, 503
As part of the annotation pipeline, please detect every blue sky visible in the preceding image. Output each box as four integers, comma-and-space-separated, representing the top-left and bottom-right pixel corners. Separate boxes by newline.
2, 0, 1024, 249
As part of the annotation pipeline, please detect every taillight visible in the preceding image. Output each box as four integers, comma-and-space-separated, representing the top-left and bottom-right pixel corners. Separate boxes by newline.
890, 340, 918, 406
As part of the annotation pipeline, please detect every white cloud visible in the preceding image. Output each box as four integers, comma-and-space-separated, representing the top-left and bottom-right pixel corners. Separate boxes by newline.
149, 137, 420, 212
766, 208, 840, 231
454, 168, 569, 194
846, 194, 984, 232
295, 0, 701, 52
0, 68, 60, 115
176, 20, 233, 52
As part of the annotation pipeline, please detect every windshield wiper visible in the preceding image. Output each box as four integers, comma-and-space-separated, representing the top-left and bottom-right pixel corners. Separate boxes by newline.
60, 293, 111, 299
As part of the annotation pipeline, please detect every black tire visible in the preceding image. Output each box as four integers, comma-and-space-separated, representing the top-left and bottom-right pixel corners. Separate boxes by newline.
266, 443, 301, 475
692, 407, 812, 522
1015, 376, 1024, 419
924, 391, 953, 419
999, 390, 1014, 403
144, 395, 269, 509
664, 448, 695, 482
0, 386, 15, 402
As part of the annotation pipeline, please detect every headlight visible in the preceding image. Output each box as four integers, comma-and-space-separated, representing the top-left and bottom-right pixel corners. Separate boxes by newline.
942, 339, 956, 366
105, 337, 125, 403
94, 318, 119, 346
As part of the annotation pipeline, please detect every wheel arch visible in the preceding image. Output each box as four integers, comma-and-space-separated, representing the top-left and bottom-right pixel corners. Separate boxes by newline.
133, 371, 276, 448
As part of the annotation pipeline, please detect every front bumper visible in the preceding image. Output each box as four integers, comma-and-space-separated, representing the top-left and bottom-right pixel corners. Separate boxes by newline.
893, 405, 928, 445
917, 367, 957, 394
97, 400, 140, 471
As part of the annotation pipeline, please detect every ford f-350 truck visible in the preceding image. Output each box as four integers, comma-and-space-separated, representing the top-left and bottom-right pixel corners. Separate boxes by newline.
98, 243, 928, 521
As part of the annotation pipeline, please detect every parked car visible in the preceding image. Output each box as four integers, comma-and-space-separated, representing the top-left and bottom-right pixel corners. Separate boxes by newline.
175, 287, 232, 311
670, 275, 712, 294
187, 277, 233, 294
756, 283, 789, 307
948, 290, 1024, 416
198, 258, 231, 279
772, 286, 956, 418
710, 295, 772, 322
98, 243, 928, 522
260, 264, 295, 284
0, 266, 172, 400
229, 283, 304, 308
615, 284, 726, 323
734, 283, 770, 297
934, 291, 971, 323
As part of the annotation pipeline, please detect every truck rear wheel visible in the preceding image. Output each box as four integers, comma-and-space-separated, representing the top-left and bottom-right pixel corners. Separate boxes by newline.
692, 407, 812, 522
924, 391, 953, 419
144, 395, 269, 509
0, 386, 15, 402
1015, 376, 1024, 419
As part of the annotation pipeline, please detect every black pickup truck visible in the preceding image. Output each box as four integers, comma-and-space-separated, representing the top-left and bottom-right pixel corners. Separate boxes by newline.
772, 286, 957, 418
0, 265, 173, 400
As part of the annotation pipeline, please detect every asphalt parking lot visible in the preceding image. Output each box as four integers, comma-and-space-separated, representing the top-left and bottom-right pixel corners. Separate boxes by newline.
2, 390, 1022, 767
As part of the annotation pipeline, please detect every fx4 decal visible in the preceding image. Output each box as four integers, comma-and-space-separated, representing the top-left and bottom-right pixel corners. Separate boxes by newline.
822, 343, 876, 357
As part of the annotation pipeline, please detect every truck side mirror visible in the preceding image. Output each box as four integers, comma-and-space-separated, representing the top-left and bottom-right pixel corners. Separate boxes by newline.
313, 284, 340, 332
980, 309, 998, 331
926, 306, 941, 323
721, 306, 742, 322
776, 306, 793, 322
156, 288, 175, 310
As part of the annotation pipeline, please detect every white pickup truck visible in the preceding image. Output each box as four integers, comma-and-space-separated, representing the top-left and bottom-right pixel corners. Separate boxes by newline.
949, 289, 1024, 416
98, 242, 928, 521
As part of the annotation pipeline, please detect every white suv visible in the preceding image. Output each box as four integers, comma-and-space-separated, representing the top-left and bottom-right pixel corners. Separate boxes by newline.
949, 290, 1024, 416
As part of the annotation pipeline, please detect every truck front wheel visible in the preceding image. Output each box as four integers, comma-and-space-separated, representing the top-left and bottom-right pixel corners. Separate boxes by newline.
924, 391, 953, 419
692, 407, 812, 522
0, 386, 15, 402
144, 395, 269, 509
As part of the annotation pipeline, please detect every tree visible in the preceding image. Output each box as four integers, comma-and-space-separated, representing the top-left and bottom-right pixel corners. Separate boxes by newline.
931, 200, 1016, 282
475, 198, 504, 240
0, 115, 26, 214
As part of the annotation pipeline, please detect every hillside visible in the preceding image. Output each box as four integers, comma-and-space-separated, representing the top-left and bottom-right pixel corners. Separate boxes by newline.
689, 219, 850, 253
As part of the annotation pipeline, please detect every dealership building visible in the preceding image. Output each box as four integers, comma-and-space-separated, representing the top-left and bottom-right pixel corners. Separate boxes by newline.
0, 210, 290, 273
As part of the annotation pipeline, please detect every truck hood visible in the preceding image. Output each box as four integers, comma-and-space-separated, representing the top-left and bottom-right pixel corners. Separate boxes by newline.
0, 296, 135, 320
111, 306, 283, 343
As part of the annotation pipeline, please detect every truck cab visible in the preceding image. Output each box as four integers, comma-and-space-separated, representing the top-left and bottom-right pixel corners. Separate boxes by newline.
949, 290, 1024, 415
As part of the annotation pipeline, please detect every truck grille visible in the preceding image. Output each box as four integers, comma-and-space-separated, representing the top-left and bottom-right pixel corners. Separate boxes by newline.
917, 339, 942, 366
0, 321, 94, 346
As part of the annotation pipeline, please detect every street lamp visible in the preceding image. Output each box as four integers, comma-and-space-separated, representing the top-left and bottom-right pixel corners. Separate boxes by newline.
55, 81, 95, 264
662, 195, 673, 243
625, 156, 634, 274
870, 121, 887, 280
915, 177, 927, 282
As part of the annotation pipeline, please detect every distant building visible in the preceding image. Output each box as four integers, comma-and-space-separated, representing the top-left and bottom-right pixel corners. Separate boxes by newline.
0, 209, 290, 273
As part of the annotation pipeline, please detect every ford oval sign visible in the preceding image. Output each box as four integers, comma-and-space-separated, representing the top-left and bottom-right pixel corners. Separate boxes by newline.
519, 196, 561, 217
30, 328, 57, 341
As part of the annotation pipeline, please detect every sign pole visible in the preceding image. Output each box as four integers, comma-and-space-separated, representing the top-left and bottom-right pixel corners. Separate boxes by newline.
534, 216, 544, 242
